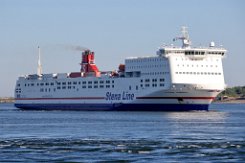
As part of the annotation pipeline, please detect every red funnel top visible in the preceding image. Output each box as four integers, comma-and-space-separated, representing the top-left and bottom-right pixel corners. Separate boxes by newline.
80, 50, 100, 77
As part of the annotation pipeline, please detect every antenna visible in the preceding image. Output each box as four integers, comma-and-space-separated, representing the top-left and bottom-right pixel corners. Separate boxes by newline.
173, 26, 191, 48
37, 46, 42, 76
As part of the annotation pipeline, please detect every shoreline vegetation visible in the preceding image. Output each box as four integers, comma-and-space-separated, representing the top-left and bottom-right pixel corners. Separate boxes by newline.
1, 86, 245, 104
214, 97, 245, 104
215, 86, 245, 103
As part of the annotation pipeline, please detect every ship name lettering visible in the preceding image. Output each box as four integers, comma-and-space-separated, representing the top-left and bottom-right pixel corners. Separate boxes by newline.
122, 92, 134, 100
106, 92, 121, 101
106, 92, 134, 101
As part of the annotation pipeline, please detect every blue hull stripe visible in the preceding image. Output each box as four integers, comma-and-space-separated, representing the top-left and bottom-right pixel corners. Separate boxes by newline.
15, 103, 209, 111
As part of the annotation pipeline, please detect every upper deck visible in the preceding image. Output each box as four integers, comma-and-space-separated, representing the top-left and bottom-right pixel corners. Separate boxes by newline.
157, 46, 226, 58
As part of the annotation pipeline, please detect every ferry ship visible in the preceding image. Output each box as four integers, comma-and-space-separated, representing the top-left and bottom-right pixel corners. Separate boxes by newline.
14, 27, 226, 111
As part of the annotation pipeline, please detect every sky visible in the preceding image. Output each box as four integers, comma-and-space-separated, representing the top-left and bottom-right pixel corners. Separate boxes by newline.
0, 0, 244, 97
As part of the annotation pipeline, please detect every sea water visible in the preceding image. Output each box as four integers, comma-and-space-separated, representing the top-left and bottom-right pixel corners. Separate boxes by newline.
0, 103, 244, 162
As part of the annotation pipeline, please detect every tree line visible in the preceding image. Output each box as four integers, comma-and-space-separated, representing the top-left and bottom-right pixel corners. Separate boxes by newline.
218, 86, 245, 98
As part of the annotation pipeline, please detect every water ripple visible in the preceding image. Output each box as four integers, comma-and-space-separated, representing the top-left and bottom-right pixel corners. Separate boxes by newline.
1, 103, 245, 162
0, 137, 244, 162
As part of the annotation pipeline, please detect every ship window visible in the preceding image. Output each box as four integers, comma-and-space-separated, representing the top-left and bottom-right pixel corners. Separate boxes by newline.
88, 85, 92, 88
40, 83, 44, 86
50, 83, 54, 86
112, 80, 114, 84
68, 82, 71, 85
45, 83, 49, 86
62, 82, 66, 85
140, 84, 143, 87
100, 85, 104, 88
160, 83, 164, 87
78, 82, 81, 85
62, 86, 66, 89
73, 82, 77, 85
94, 81, 98, 84
112, 85, 114, 88
100, 81, 104, 84
129, 86, 131, 90
57, 82, 60, 85
82, 81, 86, 84
136, 86, 138, 90
106, 85, 110, 88
106, 80, 110, 84
82, 86, 86, 88
160, 78, 165, 82
57, 87, 61, 89
37, 83, 39, 86
88, 81, 92, 84
159, 49, 165, 54
94, 85, 98, 88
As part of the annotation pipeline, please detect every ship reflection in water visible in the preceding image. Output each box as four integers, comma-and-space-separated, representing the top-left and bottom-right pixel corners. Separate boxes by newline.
165, 110, 227, 122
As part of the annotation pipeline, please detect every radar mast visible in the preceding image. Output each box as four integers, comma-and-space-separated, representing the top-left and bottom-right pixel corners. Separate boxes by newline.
37, 46, 42, 76
173, 26, 191, 48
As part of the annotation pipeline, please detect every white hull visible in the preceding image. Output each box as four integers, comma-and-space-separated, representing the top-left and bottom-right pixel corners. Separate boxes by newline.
14, 27, 226, 111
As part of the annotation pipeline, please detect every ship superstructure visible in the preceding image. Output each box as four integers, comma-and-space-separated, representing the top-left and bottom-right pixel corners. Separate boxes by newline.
15, 27, 226, 111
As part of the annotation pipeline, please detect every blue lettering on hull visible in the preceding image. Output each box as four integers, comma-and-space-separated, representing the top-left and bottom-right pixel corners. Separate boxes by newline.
106, 92, 134, 101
